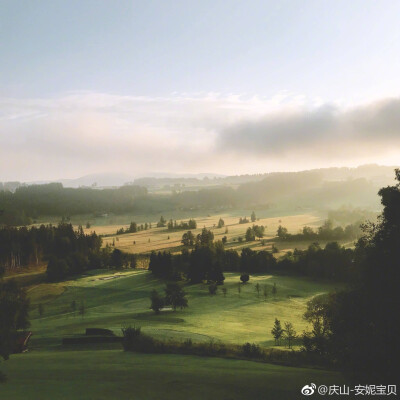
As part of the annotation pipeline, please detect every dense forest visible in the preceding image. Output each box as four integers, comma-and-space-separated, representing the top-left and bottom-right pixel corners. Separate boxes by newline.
0, 223, 134, 281
0, 166, 391, 226
0, 183, 149, 225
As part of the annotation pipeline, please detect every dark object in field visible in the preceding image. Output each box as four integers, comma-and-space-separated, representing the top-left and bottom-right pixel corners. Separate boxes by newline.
62, 336, 122, 345
62, 328, 120, 344
12, 331, 32, 353
85, 328, 115, 336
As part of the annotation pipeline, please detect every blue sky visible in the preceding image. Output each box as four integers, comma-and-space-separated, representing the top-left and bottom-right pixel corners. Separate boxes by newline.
1, 0, 400, 180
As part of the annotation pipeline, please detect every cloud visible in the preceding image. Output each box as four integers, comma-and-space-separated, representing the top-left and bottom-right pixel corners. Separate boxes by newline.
217, 98, 400, 161
0, 92, 399, 181
0, 91, 290, 180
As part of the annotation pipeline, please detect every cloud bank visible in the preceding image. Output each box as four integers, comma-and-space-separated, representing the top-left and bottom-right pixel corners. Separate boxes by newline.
217, 98, 400, 160
0, 92, 399, 181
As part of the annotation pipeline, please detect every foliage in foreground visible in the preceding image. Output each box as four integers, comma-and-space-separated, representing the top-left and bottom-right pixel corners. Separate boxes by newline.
121, 326, 315, 367
300, 169, 400, 380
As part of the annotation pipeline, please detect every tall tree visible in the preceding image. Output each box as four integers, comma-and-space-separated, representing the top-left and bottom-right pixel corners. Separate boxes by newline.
164, 283, 188, 311
322, 169, 400, 380
0, 280, 30, 361
150, 290, 164, 314
271, 318, 283, 345
283, 322, 297, 349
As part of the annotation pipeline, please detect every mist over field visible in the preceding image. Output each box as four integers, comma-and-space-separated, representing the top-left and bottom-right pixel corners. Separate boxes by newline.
1, 93, 400, 181
1, 1, 400, 399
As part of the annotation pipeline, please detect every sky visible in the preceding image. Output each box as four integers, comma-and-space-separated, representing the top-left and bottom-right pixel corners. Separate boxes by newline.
1, 0, 400, 181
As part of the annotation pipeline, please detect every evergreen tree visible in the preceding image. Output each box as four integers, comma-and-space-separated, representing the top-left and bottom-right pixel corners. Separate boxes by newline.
245, 227, 255, 241
271, 318, 284, 345
157, 216, 166, 227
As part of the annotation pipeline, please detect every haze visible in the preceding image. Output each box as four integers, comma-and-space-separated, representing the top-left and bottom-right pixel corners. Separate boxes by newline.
1, 0, 400, 181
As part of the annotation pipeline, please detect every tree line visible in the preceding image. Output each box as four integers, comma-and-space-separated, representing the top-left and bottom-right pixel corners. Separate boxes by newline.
116, 221, 152, 235
0, 223, 135, 281
0, 183, 148, 226
150, 227, 356, 283
276, 219, 362, 241
1, 169, 383, 226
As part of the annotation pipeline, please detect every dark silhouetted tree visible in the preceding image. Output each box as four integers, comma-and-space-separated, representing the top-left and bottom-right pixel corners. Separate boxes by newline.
150, 290, 164, 314
164, 283, 188, 311
283, 322, 296, 349
0, 280, 30, 361
271, 318, 283, 345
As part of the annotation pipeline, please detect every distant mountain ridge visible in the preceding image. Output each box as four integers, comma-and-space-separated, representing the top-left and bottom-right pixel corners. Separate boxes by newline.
0, 164, 397, 190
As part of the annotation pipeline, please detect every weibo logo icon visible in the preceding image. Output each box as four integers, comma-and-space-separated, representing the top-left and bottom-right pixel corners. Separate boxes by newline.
301, 383, 316, 396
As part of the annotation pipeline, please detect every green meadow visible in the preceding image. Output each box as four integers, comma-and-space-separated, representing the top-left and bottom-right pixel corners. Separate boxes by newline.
1, 269, 345, 399
26, 270, 341, 345
1, 350, 346, 400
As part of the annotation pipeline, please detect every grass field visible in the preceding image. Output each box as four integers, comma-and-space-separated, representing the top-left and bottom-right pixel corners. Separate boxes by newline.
26, 270, 341, 346
1, 270, 346, 399
1, 350, 346, 400
2, 211, 352, 399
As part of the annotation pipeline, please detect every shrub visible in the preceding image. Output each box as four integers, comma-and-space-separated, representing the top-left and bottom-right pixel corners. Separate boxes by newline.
241, 342, 264, 359
121, 326, 160, 353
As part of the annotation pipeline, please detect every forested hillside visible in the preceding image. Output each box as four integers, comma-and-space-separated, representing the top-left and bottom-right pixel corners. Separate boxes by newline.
0, 166, 395, 226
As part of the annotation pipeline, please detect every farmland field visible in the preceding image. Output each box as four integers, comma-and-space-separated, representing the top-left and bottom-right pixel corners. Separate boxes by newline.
80, 212, 354, 258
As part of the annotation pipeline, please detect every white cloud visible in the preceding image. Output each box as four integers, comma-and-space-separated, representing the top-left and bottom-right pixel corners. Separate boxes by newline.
0, 92, 399, 181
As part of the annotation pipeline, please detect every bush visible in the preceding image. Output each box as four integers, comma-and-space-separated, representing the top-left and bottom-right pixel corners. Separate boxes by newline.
240, 273, 249, 283
241, 342, 264, 359
121, 326, 162, 353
